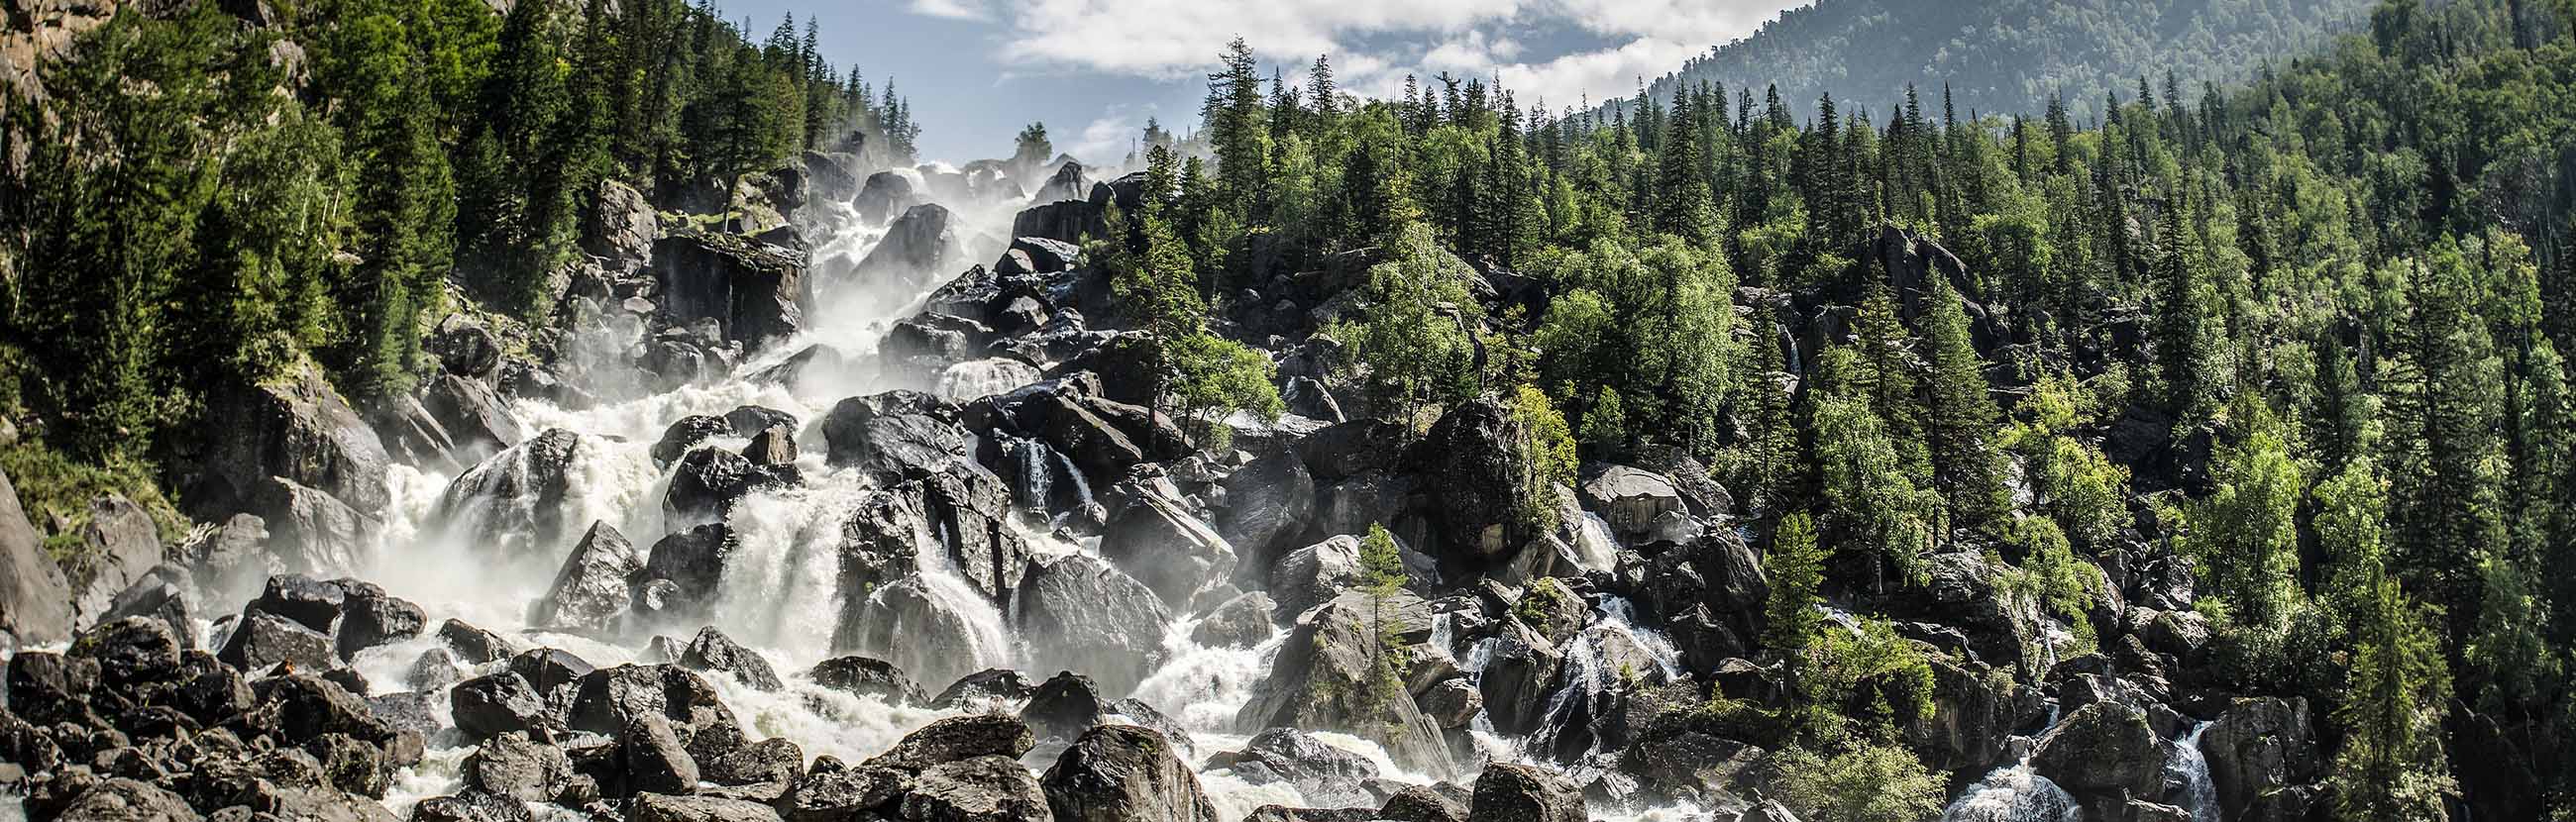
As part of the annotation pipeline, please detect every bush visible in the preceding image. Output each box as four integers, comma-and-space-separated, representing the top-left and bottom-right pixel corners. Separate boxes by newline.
1771, 740, 1948, 822
0, 441, 188, 561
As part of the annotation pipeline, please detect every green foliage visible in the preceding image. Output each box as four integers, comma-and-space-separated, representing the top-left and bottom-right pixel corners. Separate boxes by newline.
1771, 740, 1949, 822
1763, 512, 1828, 664
2002, 374, 2134, 548
1330, 223, 1479, 430
1507, 384, 1577, 536
1812, 353, 1942, 590
1167, 332, 1282, 449
1357, 523, 1411, 728
2330, 565, 2458, 821
2183, 397, 2308, 630
1921, 277, 2010, 530
0, 442, 189, 556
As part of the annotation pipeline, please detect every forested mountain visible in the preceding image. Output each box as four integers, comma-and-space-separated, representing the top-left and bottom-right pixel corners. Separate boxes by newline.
1632, 0, 2381, 122
2, 0, 2575, 820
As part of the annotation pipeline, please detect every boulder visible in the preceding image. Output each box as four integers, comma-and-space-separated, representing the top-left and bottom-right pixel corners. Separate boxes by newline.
654, 416, 735, 466
781, 765, 910, 822
531, 521, 640, 632
854, 204, 963, 293
1235, 590, 1454, 775
839, 574, 995, 691
1020, 670, 1110, 740
932, 668, 1038, 709
864, 714, 1034, 772
809, 656, 927, 704
585, 178, 659, 270
566, 664, 745, 763
0, 466, 74, 646
1041, 725, 1218, 822
1012, 199, 1108, 247
438, 618, 521, 665
433, 428, 589, 559
652, 233, 806, 349
902, 755, 1056, 822
664, 447, 795, 524
70, 615, 182, 700
997, 236, 1082, 276
1380, 785, 1468, 822
2032, 701, 2167, 799
855, 170, 917, 225
1014, 554, 1170, 695
1577, 466, 1690, 545
431, 318, 503, 380
1098, 489, 1235, 608
216, 610, 339, 671
1421, 399, 1536, 565
186, 360, 392, 517
1295, 420, 1409, 482
412, 791, 535, 822
508, 647, 596, 696
450, 671, 548, 741
52, 777, 201, 822
423, 373, 527, 452
1469, 764, 1584, 822
679, 626, 784, 691
2200, 697, 2316, 821
642, 524, 734, 617
63, 492, 166, 629
101, 569, 194, 650
1190, 591, 1277, 648
331, 579, 425, 660
247, 476, 374, 577
1203, 727, 1378, 808
803, 151, 865, 202
742, 424, 798, 467
703, 737, 803, 785
820, 391, 972, 482
630, 792, 784, 822
463, 731, 572, 802
1268, 536, 1364, 615
1215, 453, 1317, 577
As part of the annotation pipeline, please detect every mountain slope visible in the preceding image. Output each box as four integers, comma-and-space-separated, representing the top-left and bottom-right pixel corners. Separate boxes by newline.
1642, 0, 2375, 121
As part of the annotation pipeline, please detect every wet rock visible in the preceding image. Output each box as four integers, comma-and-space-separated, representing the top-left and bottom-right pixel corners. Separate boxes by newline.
1280, 376, 1342, 424
464, 731, 571, 802
653, 233, 806, 349
1295, 420, 1408, 483
2032, 701, 2166, 799
1041, 724, 1217, 822
423, 373, 528, 452
507, 648, 597, 696
1421, 398, 1537, 565
1099, 488, 1235, 608
170, 652, 256, 727
186, 360, 391, 518
432, 428, 589, 558
1380, 785, 1468, 822
438, 618, 520, 665
413, 790, 535, 822
0, 466, 74, 646
679, 626, 784, 691
1204, 728, 1378, 808
331, 579, 423, 661
451, 671, 548, 741
1577, 466, 1692, 545
932, 668, 1037, 709
248, 572, 345, 634
820, 391, 973, 482
809, 656, 927, 704
1268, 536, 1364, 615
840, 575, 990, 692
1469, 764, 1584, 822
586, 178, 658, 271
1305, 472, 1419, 554
1014, 554, 1169, 695
52, 777, 200, 822
742, 424, 798, 467
624, 712, 702, 795
782, 765, 910, 821
855, 171, 917, 225
855, 204, 964, 295
70, 616, 182, 704
643, 524, 735, 617
1011, 200, 1108, 248
902, 755, 1055, 822
431, 317, 503, 380
1020, 670, 1110, 740
664, 447, 796, 524
1904, 657, 2020, 776
2200, 697, 2316, 821
1418, 678, 1484, 730
1190, 591, 1277, 648
260, 672, 398, 748
101, 570, 194, 651
630, 791, 784, 822
567, 664, 744, 764
864, 714, 1034, 772
1216, 453, 1317, 576
216, 611, 338, 672
63, 493, 169, 629
723, 406, 800, 439
531, 521, 640, 632
653, 416, 734, 466
1236, 590, 1453, 775
703, 737, 802, 786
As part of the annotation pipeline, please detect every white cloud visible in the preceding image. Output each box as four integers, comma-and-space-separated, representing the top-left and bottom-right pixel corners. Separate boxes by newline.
1062, 106, 1157, 167
906, 0, 1803, 115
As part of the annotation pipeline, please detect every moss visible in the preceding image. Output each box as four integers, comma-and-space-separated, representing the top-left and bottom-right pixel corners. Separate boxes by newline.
0, 440, 190, 563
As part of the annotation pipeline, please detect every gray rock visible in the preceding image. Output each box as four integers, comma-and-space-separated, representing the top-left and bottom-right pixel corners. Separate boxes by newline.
187, 360, 391, 517
463, 731, 570, 802
2200, 697, 2316, 821
1099, 488, 1234, 608
331, 578, 424, 661
423, 373, 527, 452
63, 492, 166, 630
1041, 724, 1218, 822
864, 714, 1035, 772
1268, 536, 1364, 615
808, 656, 926, 704
653, 233, 806, 350
1204, 727, 1378, 808
1469, 764, 1584, 822
585, 178, 659, 271
901, 755, 1056, 822
0, 466, 73, 647
1216, 453, 1317, 576
630, 792, 784, 822
2033, 701, 2167, 799
531, 521, 639, 632
1235, 590, 1453, 775
216, 610, 339, 671
820, 391, 972, 483
1190, 591, 1277, 648
1014, 554, 1169, 695
680, 626, 784, 691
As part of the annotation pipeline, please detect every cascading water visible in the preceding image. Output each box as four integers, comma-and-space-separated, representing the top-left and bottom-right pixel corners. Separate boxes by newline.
2167, 721, 2220, 822
1940, 707, 2081, 822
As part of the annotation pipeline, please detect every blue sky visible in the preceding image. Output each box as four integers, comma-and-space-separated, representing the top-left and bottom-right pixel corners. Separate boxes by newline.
722, 0, 1809, 164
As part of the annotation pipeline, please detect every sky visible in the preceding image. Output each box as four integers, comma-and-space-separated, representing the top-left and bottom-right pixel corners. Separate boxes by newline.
724, 0, 1810, 165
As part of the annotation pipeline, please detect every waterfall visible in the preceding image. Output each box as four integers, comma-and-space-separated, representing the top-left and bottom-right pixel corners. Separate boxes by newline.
936, 358, 1042, 400
2168, 722, 2220, 822
1572, 512, 1620, 572
1940, 703, 2082, 822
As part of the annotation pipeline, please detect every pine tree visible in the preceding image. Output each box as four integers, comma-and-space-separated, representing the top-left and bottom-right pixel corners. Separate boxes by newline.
2329, 565, 2457, 822
1921, 277, 2009, 531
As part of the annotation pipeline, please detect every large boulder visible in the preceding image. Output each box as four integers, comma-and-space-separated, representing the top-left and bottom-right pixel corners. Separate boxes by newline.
1098, 488, 1234, 608
531, 521, 640, 632
0, 466, 74, 646
185, 360, 392, 517
821, 391, 973, 483
464, 731, 573, 803
865, 714, 1035, 771
433, 428, 590, 559
653, 233, 807, 350
1015, 554, 1169, 695
50, 778, 201, 822
248, 476, 375, 577
855, 170, 917, 225
664, 446, 795, 524
2200, 697, 2317, 821
1011, 200, 1108, 247
1203, 728, 1378, 808
678, 626, 784, 691
902, 755, 1056, 822
1267, 536, 1363, 615
1215, 453, 1317, 578
2032, 702, 2167, 800
450, 670, 549, 741
1235, 590, 1454, 775
630, 792, 785, 822
218, 610, 340, 671
839, 574, 998, 691
566, 664, 745, 764
854, 203, 963, 293
585, 178, 659, 271
60, 492, 164, 629
422, 373, 527, 453
1577, 466, 1692, 545
1419, 398, 1534, 566
1469, 764, 1584, 822
809, 656, 927, 704
1041, 725, 1218, 822
333, 578, 426, 660
641, 523, 734, 618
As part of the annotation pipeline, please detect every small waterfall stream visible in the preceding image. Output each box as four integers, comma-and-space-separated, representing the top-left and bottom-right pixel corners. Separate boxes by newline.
2168, 721, 2220, 822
